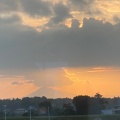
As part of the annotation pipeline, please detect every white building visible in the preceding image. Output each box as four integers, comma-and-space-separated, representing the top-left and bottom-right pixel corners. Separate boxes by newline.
101, 106, 120, 115
15, 108, 28, 116
101, 109, 113, 115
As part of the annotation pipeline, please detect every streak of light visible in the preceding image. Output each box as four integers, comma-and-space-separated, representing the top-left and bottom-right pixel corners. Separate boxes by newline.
62, 68, 89, 84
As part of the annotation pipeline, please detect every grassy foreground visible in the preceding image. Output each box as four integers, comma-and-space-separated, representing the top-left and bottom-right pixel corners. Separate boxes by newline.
0, 115, 120, 120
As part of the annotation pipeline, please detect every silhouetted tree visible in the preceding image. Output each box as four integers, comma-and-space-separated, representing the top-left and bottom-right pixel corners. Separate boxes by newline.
21, 97, 31, 108
62, 103, 75, 115
39, 100, 51, 108
95, 93, 108, 109
94, 93, 102, 99
72, 95, 90, 115
89, 93, 108, 114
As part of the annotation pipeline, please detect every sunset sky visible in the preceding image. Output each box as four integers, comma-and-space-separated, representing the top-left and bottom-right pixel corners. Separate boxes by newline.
0, 0, 120, 99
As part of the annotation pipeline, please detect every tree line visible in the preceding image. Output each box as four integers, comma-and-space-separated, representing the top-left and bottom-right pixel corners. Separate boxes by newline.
0, 93, 120, 116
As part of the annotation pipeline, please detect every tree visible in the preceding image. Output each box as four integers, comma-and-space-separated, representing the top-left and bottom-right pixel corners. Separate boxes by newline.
21, 97, 31, 108
94, 93, 102, 98
39, 100, 52, 108
72, 95, 90, 115
90, 93, 108, 114
62, 103, 75, 115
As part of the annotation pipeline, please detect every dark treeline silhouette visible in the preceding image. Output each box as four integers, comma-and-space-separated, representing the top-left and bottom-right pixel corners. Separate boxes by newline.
0, 93, 120, 116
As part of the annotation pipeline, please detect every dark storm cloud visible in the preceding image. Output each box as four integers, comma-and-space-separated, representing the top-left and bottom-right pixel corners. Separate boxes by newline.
71, 19, 80, 28
0, 0, 18, 12
114, 16, 120, 24
69, 0, 100, 16
70, 0, 95, 6
51, 3, 71, 24
20, 0, 52, 17
0, 0, 52, 18
0, 0, 71, 30
0, 18, 120, 72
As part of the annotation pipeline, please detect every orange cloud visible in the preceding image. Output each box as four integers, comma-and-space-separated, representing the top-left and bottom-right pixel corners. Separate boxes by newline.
18, 12, 50, 32
88, 67, 120, 73
62, 67, 89, 84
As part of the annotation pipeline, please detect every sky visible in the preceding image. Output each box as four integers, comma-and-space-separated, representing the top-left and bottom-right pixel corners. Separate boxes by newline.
0, 0, 120, 99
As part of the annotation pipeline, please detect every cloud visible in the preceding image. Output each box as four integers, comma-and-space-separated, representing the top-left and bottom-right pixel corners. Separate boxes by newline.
11, 80, 34, 85
20, 0, 52, 17
0, 0, 120, 31
0, 76, 39, 98
0, 14, 20, 24
39, 19, 120, 67
51, 3, 71, 24
87, 67, 120, 73
70, 0, 95, 8
0, 75, 24, 78
62, 68, 89, 84
12, 81, 21, 85
0, 0, 18, 13
69, 0, 120, 26
0, 18, 120, 71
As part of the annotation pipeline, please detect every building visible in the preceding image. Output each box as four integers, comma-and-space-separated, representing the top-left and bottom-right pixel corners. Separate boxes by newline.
113, 106, 120, 114
101, 105, 120, 115
15, 108, 28, 116
101, 109, 113, 115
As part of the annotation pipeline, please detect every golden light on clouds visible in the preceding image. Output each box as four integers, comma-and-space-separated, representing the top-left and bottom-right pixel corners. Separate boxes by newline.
64, 18, 72, 28
57, 0, 118, 29
94, 0, 120, 24
62, 68, 89, 83
18, 12, 50, 32
0, 0, 119, 32
4, 0, 119, 31
68, 0, 120, 28
48, 0, 68, 5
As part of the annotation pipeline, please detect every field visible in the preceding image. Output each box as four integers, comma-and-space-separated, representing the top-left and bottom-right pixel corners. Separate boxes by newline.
0, 115, 120, 120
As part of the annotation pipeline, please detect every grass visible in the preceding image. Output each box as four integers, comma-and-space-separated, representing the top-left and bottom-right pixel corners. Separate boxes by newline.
0, 115, 120, 120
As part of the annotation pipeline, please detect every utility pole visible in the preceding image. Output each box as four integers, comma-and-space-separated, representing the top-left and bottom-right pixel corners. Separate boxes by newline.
30, 106, 32, 120
48, 107, 50, 120
3, 105, 6, 120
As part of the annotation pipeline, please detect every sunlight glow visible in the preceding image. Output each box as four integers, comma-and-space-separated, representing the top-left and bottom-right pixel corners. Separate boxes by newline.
0, 75, 39, 99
